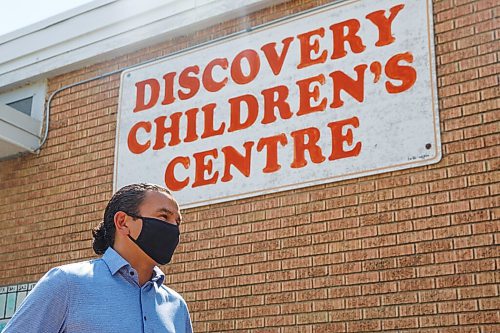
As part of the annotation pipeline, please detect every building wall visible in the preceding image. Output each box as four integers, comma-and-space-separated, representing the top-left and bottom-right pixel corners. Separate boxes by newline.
0, 0, 498, 332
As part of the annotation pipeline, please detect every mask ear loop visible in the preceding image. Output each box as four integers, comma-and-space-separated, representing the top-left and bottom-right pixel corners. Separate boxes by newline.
125, 212, 142, 220
123, 212, 143, 240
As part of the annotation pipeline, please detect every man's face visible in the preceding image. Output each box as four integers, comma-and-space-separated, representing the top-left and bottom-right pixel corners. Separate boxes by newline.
127, 190, 182, 244
139, 190, 182, 226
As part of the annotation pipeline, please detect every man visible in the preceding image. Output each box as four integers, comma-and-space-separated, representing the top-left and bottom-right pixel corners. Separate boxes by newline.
3, 183, 193, 333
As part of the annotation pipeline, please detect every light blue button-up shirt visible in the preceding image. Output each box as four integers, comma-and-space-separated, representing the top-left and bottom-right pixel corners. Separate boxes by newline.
2, 247, 193, 333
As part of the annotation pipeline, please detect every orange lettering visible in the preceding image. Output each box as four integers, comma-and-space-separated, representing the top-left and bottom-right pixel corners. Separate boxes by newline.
231, 50, 261, 85
385, 52, 417, 94
202, 58, 228, 92
261, 37, 294, 75
134, 79, 160, 112
184, 108, 199, 143
192, 149, 219, 188
297, 27, 327, 69
165, 156, 190, 191
329, 64, 367, 108
178, 65, 200, 100
328, 117, 362, 160
330, 19, 366, 60
127, 121, 151, 154
296, 74, 326, 116
161, 72, 176, 106
201, 103, 226, 139
256, 134, 288, 173
221, 141, 254, 182
152, 113, 182, 150
261, 85, 292, 124
290, 127, 326, 168
228, 94, 259, 132
366, 4, 405, 47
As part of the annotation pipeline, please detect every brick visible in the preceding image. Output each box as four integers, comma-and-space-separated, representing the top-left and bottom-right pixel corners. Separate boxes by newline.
400, 303, 436, 316
311, 209, 342, 223
380, 267, 416, 281
346, 295, 380, 309
397, 254, 434, 267
475, 245, 500, 259
468, 169, 499, 186
434, 249, 473, 263
479, 298, 500, 310
420, 289, 458, 303
311, 322, 345, 333
382, 317, 418, 330
345, 271, 379, 285
295, 201, 324, 214
281, 302, 312, 315
344, 226, 377, 240
457, 31, 495, 49
235, 317, 264, 329
329, 309, 362, 322
438, 300, 478, 313
416, 239, 453, 253
281, 257, 311, 270
456, 259, 496, 273
382, 292, 418, 305
264, 291, 294, 305
329, 286, 361, 299
413, 192, 450, 207
363, 235, 397, 249
452, 210, 490, 224
420, 314, 458, 327
378, 221, 413, 235
455, 7, 493, 27
397, 230, 433, 244
470, 195, 500, 210
459, 311, 499, 325
399, 277, 435, 292
459, 285, 498, 299
454, 234, 494, 249
347, 320, 381, 332
432, 200, 470, 216
480, 325, 500, 333
309, 187, 342, 201
362, 258, 396, 271
436, 274, 475, 288
296, 289, 327, 303
361, 282, 397, 295
417, 263, 455, 277
429, 177, 467, 192
363, 306, 398, 319
414, 215, 451, 230
359, 212, 393, 226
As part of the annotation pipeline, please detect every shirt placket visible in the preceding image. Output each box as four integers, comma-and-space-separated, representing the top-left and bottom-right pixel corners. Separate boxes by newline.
141, 281, 155, 333
119, 265, 162, 333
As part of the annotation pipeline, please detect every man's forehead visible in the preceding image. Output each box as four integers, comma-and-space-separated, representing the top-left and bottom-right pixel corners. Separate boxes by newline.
142, 191, 179, 210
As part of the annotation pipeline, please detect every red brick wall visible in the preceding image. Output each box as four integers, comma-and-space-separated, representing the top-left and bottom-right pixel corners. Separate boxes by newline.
0, 0, 498, 331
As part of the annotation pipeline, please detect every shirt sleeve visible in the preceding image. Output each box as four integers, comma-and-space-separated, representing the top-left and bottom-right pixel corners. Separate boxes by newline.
2, 267, 69, 333
185, 304, 193, 333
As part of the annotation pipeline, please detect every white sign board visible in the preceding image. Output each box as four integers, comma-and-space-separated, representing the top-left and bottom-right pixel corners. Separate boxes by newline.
115, 0, 441, 208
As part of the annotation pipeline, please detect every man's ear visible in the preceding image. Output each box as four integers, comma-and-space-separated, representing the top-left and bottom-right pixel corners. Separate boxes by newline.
114, 211, 131, 236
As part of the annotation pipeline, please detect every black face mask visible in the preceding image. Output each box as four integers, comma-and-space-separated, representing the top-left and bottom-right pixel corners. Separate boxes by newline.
127, 214, 180, 265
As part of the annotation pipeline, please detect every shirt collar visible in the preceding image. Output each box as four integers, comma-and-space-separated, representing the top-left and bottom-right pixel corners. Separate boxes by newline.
102, 247, 165, 286
152, 266, 166, 285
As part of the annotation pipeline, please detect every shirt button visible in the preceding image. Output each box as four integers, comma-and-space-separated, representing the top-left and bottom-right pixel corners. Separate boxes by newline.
144, 316, 147, 321
130, 271, 135, 276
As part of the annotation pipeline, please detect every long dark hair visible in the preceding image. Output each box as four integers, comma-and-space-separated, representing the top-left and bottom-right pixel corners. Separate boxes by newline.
92, 183, 170, 255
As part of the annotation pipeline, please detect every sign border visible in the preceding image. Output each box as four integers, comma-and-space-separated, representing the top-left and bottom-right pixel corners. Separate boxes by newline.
113, 0, 442, 208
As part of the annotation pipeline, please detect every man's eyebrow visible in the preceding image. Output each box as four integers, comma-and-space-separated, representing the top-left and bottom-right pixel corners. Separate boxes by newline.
157, 208, 182, 223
